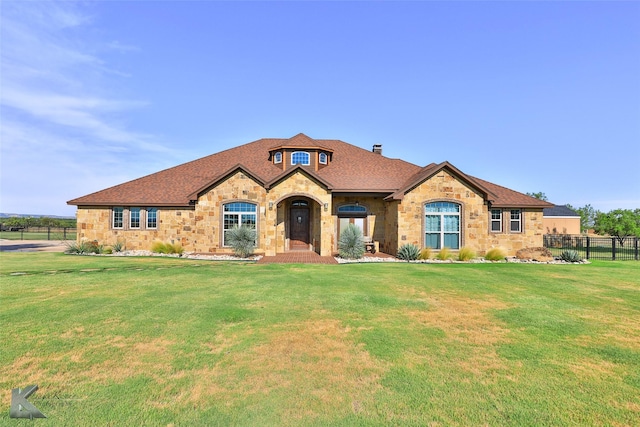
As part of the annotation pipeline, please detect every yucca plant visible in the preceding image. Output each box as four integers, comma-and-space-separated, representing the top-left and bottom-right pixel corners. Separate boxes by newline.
397, 243, 420, 261
560, 249, 581, 262
112, 239, 126, 253
338, 224, 365, 259
484, 247, 506, 261
226, 226, 256, 258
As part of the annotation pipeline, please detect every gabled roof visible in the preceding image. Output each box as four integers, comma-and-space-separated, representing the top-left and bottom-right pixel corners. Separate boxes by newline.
67, 133, 553, 209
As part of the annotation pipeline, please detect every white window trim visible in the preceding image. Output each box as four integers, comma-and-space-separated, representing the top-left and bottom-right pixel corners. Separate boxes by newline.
490, 209, 502, 233
319, 152, 328, 165
222, 202, 258, 247
274, 152, 282, 164
130, 207, 141, 229
112, 207, 124, 229
146, 208, 158, 229
510, 209, 522, 233
424, 202, 461, 250
291, 151, 310, 166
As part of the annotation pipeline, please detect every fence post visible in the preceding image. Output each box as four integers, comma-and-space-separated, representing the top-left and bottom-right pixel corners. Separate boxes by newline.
586, 236, 590, 260
63, 228, 67, 240
636, 237, 639, 261
47, 227, 51, 240
612, 238, 616, 261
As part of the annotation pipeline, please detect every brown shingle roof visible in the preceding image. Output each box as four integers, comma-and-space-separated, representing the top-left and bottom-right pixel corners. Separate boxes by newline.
67, 133, 552, 209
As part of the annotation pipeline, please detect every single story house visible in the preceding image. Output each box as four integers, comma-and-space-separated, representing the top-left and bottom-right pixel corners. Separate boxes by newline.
543, 205, 581, 235
68, 133, 553, 257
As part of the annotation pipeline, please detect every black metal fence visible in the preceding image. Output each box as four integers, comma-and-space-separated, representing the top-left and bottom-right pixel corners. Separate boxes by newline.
544, 235, 639, 261
0, 227, 77, 241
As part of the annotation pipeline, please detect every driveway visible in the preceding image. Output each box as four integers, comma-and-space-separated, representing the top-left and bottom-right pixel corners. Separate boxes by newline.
0, 240, 69, 252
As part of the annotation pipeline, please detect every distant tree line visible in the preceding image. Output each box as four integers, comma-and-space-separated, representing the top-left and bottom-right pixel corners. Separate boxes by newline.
526, 192, 640, 243
0, 216, 76, 229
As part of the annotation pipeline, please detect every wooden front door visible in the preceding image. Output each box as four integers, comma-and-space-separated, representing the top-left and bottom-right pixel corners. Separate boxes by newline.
290, 207, 310, 249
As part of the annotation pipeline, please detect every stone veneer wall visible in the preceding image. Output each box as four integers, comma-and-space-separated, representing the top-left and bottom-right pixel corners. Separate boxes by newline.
76, 207, 195, 251
193, 171, 268, 254
394, 171, 545, 256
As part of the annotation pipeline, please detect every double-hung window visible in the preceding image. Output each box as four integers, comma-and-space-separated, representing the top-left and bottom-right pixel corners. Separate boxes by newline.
147, 208, 157, 229
510, 209, 522, 232
291, 151, 310, 166
112, 207, 124, 229
425, 202, 460, 249
319, 153, 328, 164
130, 208, 141, 229
490, 209, 502, 232
274, 152, 282, 164
223, 202, 257, 246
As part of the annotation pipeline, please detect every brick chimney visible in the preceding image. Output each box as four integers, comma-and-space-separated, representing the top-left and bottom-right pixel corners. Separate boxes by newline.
372, 144, 382, 155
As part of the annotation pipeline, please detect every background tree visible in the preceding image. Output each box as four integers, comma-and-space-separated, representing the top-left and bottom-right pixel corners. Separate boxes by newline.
526, 192, 548, 201
593, 209, 640, 244
566, 204, 598, 233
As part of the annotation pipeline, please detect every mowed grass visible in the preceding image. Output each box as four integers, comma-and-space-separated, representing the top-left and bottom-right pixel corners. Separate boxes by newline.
1, 254, 639, 426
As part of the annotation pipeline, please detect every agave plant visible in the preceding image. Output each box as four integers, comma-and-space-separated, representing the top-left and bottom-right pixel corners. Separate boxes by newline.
560, 249, 582, 262
397, 243, 420, 261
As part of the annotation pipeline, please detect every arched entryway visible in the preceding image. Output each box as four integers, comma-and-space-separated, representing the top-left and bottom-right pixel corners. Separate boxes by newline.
289, 200, 310, 250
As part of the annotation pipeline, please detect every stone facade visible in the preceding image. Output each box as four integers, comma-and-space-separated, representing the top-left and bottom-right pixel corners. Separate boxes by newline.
75, 170, 545, 257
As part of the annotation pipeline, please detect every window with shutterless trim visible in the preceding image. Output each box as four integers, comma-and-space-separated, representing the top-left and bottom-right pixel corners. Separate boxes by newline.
147, 208, 158, 229
490, 209, 502, 232
274, 152, 282, 164
319, 152, 328, 164
130, 207, 141, 229
112, 207, 124, 229
222, 202, 257, 246
424, 202, 460, 250
510, 209, 522, 232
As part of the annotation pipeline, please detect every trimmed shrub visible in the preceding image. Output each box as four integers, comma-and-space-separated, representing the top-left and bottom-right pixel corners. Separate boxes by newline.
458, 247, 476, 261
338, 224, 365, 259
485, 247, 506, 261
418, 247, 432, 260
225, 226, 256, 258
560, 249, 582, 263
397, 243, 420, 261
436, 247, 452, 260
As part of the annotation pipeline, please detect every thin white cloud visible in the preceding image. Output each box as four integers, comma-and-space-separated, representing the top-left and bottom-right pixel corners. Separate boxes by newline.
0, 0, 176, 215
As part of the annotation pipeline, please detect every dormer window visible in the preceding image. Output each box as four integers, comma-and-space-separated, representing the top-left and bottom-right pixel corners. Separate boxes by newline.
274, 152, 282, 164
291, 151, 310, 166
319, 152, 328, 165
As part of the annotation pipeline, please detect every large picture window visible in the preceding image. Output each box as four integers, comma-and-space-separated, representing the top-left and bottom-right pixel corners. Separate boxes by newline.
112, 207, 124, 229
223, 202, 257, 246
425, 202, 460, 249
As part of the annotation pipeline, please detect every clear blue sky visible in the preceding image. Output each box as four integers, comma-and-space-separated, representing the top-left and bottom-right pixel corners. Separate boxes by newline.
1, 0, 639, 217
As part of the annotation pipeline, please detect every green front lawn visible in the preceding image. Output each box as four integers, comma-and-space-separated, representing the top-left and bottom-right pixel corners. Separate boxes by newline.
1, 254, 639, 426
